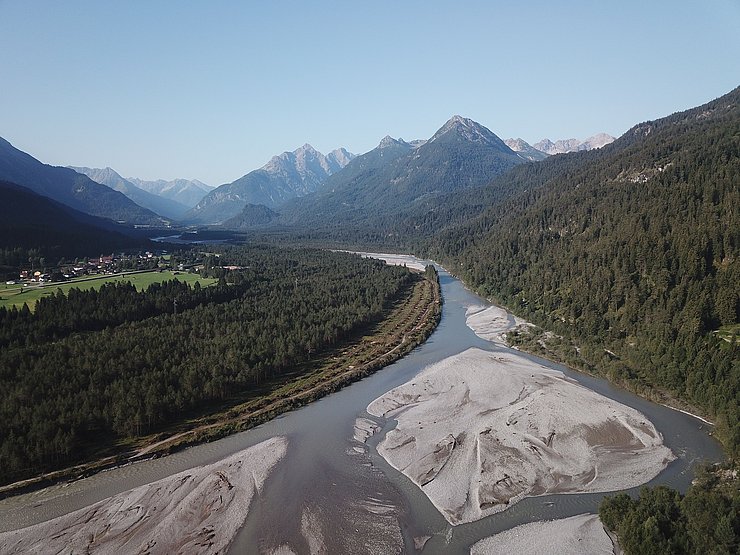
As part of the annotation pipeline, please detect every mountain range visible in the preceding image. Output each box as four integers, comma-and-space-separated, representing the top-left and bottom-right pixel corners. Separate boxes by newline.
504, 134, 615, 160
252, 116, 526, 231
532, 134, 615, 155
126, 177, 212, 208
503, 138, 549, 161
69, 166, 192, 220
186, 145, 355, 224
0, 123, 613, 232
0, 137, 165, 226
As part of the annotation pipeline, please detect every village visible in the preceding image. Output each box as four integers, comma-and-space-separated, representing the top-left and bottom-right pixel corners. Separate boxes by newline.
6, 251, 173, 286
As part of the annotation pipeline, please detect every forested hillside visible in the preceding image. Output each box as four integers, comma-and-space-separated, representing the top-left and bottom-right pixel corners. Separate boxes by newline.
0, 137, 165, 225
0, 247, 413, 484
429, 87, 739, 453
0, 180, 146, 271
599, 471, 738, 555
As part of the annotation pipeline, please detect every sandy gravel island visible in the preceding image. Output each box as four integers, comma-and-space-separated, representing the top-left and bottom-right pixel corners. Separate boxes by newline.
466, 305, 531, 346
354, 251, 429, 272
368, 348, 674, 525
0, 436, 287, 554
471, 513, 616, 555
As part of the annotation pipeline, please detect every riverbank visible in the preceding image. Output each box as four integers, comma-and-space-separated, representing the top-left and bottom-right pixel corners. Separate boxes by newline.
439, 265, 721, 432
470, 513, 617, 555
500, 314, 720, 431
368, 347, 674, 525
0, 437, 287, 554
0, 268, 441, 501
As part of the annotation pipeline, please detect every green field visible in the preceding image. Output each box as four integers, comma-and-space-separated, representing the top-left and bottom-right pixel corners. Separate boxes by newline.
0, 271, 217, 311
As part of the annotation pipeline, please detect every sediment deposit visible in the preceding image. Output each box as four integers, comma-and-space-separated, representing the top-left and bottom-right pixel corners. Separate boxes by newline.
368, 348, 674, 525
0, 436, 287, 554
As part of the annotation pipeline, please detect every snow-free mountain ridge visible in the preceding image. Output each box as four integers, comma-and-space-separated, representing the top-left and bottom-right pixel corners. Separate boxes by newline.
127, 177, 212, 209
185, 144, 355, 224
69, 166, 191, 220
532, 134, 615, 155
503, 138, 549, 161
0, 136, 165, 226
272, 115, 524, 229
506, 135, 615, 160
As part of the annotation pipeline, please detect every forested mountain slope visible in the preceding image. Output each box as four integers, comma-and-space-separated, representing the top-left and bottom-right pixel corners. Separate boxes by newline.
430, 87, 740, 452
0, 180, 145, 269
70, 166, 190, 219
274, 116, 524, 230
0, 137, 165, 225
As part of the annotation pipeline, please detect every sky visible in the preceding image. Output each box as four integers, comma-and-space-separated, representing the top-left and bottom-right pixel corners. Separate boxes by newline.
1, 1, 738, 185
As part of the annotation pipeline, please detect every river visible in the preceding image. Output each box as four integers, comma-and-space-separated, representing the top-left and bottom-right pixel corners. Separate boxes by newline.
0, 255, 723, 553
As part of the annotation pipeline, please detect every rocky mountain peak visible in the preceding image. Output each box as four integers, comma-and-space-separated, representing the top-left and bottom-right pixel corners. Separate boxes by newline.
327, 148, 355, 168
503, 138, 549, 162
297, 143, 318, 155
534, 134, 615, 155
504, 138, 528, 151
430, 115, 502, 146
378, 135, 406, 149
582, 133, 615, 149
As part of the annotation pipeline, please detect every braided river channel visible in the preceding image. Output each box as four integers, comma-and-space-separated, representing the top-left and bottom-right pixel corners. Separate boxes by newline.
0, 254, 723, 554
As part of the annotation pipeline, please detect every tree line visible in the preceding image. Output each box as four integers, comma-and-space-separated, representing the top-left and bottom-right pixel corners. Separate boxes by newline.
599, 466, 738, 554
0, 246, 412, 484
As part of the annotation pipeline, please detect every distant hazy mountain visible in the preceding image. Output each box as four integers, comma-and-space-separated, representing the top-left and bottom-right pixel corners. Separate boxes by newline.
186, 144, 355, 224
275, 116, 524, 229
222, 203, 279, 229
326, 147, 355, 169
127, 177, 212, 208
69, 166, 190, 220
504, 138, 549, 161
0, 137, 165, 226
0, 180, 144, 259
533, 133, 615, 155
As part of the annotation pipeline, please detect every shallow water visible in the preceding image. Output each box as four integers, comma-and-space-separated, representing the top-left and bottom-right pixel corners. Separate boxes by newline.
0, 257, 724, 554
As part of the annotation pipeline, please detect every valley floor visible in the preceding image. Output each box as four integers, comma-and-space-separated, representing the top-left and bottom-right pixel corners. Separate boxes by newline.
0, 269, 441, 501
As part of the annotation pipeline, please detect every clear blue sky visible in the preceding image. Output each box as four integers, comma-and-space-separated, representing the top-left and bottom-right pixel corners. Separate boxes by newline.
1, 0, 738, 185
